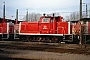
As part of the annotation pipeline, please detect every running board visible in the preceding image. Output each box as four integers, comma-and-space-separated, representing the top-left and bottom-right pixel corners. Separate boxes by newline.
14, 38, 19, 39
2, 38, 8, 39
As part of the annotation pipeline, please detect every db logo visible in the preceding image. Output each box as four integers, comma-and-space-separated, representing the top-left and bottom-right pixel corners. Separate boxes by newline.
43, 25, 47, 29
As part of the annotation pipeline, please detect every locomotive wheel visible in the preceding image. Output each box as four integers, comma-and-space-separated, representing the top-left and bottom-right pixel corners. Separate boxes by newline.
26, 37, 30, 42
54, 38, 58, 43
42, 37, 45, 42
36, 36, 41, 42
51, 38, 54, 42
46, 37, 50, 42
29, 37, 32, 42
38, 37, 42, 42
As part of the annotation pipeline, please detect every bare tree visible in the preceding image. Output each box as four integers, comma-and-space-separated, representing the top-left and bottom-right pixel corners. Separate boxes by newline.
23, 12, 41, 22
82, 13, 87, 18
28, 12, 41, 22
65, 11, 86, 21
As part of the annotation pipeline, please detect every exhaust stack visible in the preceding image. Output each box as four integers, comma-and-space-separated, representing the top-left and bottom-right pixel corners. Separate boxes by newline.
15, 9, 18, 24
2, 2, 5, 23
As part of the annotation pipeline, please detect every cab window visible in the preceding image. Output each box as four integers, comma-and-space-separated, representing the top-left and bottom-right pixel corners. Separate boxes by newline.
42, 18, 49, 22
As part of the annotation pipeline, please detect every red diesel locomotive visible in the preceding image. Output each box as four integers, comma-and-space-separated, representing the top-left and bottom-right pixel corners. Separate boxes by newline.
18, 14, 90, 43
0, 18, 20, 40
19, 14, 71, 42
0, 3, 19, 40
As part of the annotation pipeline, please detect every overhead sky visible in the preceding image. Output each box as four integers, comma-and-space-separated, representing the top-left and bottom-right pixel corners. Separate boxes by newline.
0, 0, 90, 20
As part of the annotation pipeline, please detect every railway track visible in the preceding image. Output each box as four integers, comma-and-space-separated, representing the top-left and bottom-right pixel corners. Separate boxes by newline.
0, 41, 90, 54
0, 41, 90, 60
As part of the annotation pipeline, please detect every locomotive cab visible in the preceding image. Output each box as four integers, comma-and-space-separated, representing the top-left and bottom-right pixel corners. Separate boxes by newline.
39, 14, 63, 34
